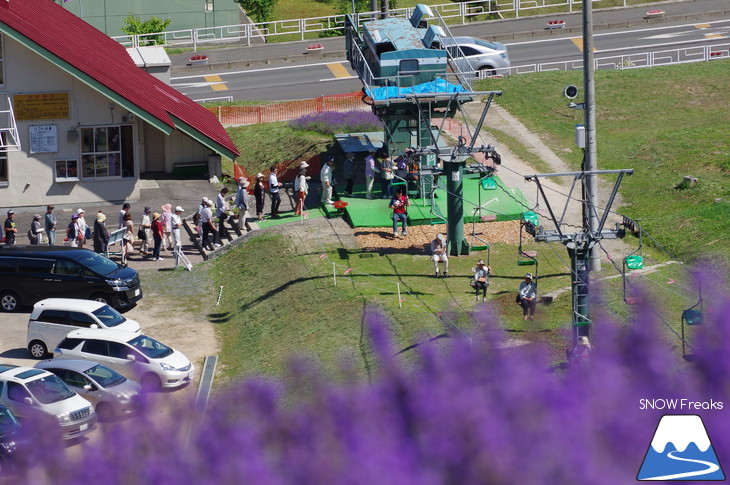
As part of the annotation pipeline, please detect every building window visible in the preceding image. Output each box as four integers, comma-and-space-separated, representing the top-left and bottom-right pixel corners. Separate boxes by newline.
80, 125, 134, 179
55, 159, 79, 182
205, 0, 214, 11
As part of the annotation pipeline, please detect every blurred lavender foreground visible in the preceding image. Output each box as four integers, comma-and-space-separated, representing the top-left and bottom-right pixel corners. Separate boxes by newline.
16, 292, 730, 484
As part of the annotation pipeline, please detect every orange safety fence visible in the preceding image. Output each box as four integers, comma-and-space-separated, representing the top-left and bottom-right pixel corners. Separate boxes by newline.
207, 92, 370, 126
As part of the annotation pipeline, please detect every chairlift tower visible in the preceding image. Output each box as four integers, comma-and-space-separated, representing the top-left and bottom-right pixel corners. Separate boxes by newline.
345, 4, 503, 256
523, 169, 633, 345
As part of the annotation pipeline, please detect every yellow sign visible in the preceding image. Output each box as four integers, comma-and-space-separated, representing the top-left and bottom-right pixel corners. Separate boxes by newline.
14, 93, 70, 121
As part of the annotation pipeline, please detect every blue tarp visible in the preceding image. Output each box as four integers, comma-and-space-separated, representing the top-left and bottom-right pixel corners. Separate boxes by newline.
367, 78, 466, 101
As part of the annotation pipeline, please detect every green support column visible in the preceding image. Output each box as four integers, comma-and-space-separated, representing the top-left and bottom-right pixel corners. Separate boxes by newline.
444, 160, 470, 256
567, 242, 591, 345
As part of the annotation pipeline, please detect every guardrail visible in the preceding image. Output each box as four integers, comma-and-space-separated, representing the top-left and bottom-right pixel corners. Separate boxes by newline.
113, 0, 636, 49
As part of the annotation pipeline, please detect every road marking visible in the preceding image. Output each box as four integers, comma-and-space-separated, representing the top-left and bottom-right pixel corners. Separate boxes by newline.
318, 75, 359, 82
570, 37, 597, 52
326, 62, 351, 78
694, 24, 711, 29
705, 33, 724, 39
203, 75, 228, 91
506, 19, 730, 46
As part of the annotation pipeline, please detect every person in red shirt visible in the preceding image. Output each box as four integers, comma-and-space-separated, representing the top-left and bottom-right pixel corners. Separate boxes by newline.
389, 187, 410, 237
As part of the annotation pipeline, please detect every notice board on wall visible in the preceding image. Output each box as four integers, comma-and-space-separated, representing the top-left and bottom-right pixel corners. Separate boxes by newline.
14, 93, 70, 121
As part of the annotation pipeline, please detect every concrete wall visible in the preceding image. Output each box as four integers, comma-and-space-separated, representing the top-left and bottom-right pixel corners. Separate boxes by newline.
54, 0, 241, 37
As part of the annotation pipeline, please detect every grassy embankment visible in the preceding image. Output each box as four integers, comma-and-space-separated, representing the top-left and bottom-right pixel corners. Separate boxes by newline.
207, 61, 729, 383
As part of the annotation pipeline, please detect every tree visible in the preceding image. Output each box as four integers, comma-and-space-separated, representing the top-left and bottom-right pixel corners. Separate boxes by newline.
236, 0, 279, 24
121, 15, 172, 46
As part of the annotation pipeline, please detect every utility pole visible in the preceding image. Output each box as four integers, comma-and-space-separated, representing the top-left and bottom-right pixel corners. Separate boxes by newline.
582, 0, 600, 272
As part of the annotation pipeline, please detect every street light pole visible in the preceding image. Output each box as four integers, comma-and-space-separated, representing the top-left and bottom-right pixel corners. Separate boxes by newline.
582, 0, 600, 272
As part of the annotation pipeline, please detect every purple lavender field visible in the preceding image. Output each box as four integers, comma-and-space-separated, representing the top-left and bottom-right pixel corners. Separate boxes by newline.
289, 110, 382, 135
13, 290, 730, 484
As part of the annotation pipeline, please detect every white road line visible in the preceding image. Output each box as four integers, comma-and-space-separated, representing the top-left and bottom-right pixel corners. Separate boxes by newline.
318, 76, 359, 82
506, 19, 730, 46
171, 61, 345, 81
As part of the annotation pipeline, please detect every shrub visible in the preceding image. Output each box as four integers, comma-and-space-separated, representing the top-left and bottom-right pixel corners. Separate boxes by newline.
289, 110, 382, 135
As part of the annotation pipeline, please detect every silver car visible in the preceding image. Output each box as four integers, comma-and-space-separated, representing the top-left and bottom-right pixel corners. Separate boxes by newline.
443, 36, 510, 76
35, 359, 141, 421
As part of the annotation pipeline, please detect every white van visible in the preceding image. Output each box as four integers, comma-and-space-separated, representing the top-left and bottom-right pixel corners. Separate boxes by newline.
0, 363, 97, 440
54, 328, 194, 390
27, 298, 142, 359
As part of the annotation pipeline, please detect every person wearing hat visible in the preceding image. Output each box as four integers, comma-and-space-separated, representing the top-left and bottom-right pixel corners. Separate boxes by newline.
254, 173, 266, 221
471, 259, 492, 301
29, 214, 44, 245
44, 205, 57, 246
294, 163, 310, 216
160, 204, 173, 251
200, 199, 217, 251
320, 156, 335, 205
342, 153, 356, 196
517, 272, 537, 320
379, 153, 394, 199
140, 206, 153, 255
235, 177, 253, 232
66, 214, 80, 247
151, 212, 165, 260
268, 165, 283, 218
93, 212, 110, 255
430, 233, 449, 278
364, 148, 377, 199
171, 206, 185, 265
76, 208, 89, 248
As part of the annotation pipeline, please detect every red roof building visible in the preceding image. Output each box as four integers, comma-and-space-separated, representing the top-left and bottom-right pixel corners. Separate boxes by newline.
0, 0, 239, 208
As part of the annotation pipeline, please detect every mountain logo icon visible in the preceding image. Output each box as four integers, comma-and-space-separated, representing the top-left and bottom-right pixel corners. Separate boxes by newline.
637, 415, 725, 481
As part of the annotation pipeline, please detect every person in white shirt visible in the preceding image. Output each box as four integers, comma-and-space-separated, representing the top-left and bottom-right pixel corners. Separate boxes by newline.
430, 233, 448, 278
364, 148, 376, 199
171, 206, 184, 267
140, 206, 152, 255
294, 162, 310, 215
320, 156, 335, 205
200, 200, 216, 250
268, 166, 282, 218
215, 186, 229, 244
76, 209, 88, 248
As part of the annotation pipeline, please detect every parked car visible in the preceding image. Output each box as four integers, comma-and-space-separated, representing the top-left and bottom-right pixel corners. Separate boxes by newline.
0, 246, 142, 313
0, 364, 96, 441
27, 298, 142, 359
442, 36, 510, 76
55, 329, 195, 390
0, 404, 34, 475
35, 360, 141, 421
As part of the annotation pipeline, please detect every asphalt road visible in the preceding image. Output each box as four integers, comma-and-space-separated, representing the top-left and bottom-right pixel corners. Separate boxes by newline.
171, 18, 730, 101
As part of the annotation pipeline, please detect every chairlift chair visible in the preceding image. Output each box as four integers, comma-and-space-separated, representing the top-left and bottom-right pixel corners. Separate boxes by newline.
622, 223, 644, 305
681, 299, 703, 361
518, 211, 539, 267
470, 173, 499, 263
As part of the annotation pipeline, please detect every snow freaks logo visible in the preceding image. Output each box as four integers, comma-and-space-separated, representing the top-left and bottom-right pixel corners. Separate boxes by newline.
637, 415, 725, 481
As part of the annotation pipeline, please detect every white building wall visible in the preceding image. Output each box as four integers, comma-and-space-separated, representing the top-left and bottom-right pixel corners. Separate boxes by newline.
1, 35, 215, 209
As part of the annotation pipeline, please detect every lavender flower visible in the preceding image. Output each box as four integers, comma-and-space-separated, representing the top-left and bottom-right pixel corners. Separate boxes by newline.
13, 288, 730, 484
289, 110, 382, 135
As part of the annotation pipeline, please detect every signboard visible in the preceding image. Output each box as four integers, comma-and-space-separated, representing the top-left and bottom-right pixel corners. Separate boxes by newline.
14, 93, 70, 121
29, 125, 58, 154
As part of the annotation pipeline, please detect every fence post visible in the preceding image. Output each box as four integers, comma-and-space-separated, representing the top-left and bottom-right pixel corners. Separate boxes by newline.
397, 282, 402, 308
333, 262, 337, 286
217, 106, 222, 123
257, 106, 262, 124
300, 19, 306, 41
461, 2, 465, 24
515, 0, 519, 19
246, 23, 251, 47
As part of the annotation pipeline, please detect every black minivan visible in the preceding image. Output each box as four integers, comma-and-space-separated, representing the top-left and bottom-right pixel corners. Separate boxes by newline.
0, 246, 142, 312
